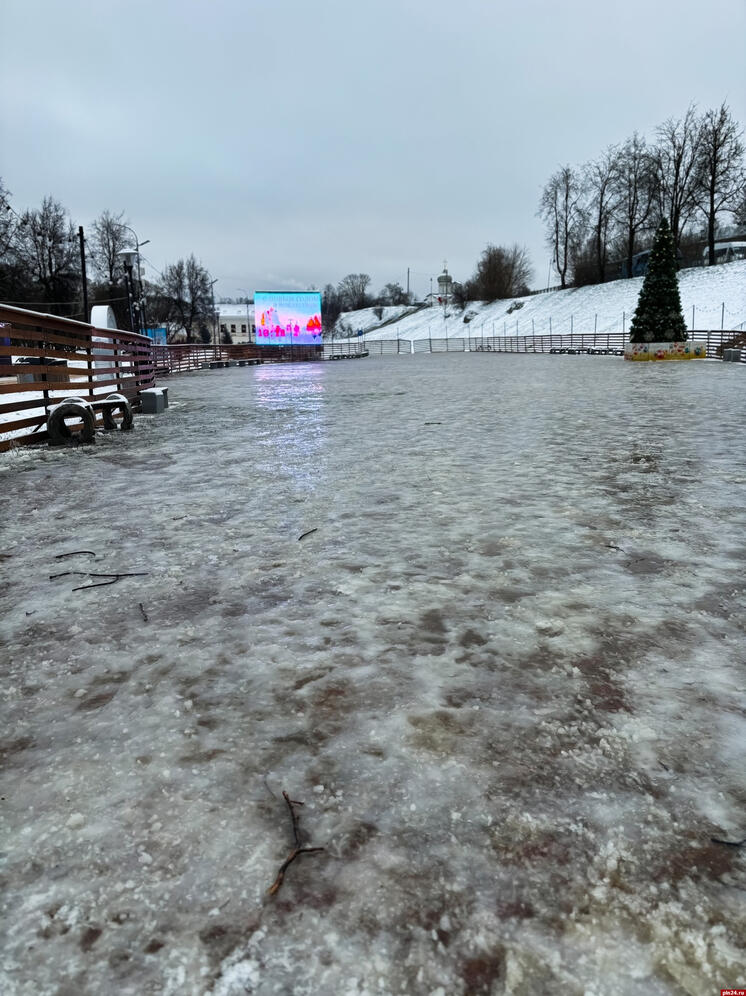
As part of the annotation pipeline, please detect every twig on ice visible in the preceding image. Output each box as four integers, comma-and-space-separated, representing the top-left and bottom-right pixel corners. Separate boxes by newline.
55, 551, 97, 560
285, 791, 303, 848
298, 528, 318, 542
83, 572, 148, 580
710, 835, 745, 847
72, 573, 148, 591
49, 569, 149, 591
267, 790, 325, 896
139, 602, 149, 622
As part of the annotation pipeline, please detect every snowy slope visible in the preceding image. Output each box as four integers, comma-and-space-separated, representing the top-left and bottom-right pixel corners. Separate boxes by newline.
334, 303, 415, 337
336, 260, 746, 342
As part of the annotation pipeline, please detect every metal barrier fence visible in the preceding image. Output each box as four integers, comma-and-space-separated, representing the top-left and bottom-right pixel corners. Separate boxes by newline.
413, 338, 465, 352
348, 330, 746, 361
322, 341, 369, 358
0, 304, 154, 451
358, 339, 410, 355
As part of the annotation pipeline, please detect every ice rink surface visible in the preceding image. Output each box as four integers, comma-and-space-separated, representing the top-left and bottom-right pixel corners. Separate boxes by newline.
1, 354, 745, 995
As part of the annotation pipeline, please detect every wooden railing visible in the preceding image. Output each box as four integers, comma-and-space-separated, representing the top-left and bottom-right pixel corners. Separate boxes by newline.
152, 343, 227, 374
152, 342, 323, 374
0, 304, 154, 451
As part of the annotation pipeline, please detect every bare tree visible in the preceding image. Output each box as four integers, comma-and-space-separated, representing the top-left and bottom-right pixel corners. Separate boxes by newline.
653, 105, 703, 249
12, 196, 79, 311
734, 186, 746, 230
610, 133, 657, 278
380, 281, 408, 306
151, 255, 213, 341
538, 166, 584, 289
90, 209, 130, 284
0, 178, 14, 256
321, 283, 342, 335
470, 244, 533, 301
694, 102, 745, 264
582, 147, 620, 283
0, 179, 35, 306
337, 273, 371, 311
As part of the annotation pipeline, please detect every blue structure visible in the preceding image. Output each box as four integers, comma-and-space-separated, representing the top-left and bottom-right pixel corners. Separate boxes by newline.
144, 327, 168, 345
621, 248, 684, 278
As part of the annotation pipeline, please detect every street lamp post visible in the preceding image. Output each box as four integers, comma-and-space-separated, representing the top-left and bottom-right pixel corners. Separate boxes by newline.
237, 287, 252, 343
122, 225, 150, 331
117, 249, 139, 332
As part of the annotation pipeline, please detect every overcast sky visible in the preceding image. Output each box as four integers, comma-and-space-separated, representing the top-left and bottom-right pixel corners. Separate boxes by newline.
2, 0, 745, 301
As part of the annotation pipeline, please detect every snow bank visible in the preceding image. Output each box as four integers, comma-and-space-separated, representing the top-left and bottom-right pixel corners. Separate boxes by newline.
335, 304, 415, 337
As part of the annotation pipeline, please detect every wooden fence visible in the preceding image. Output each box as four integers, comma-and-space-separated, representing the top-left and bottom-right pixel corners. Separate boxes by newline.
0, 304, 154, 451
152, 342, 324, 374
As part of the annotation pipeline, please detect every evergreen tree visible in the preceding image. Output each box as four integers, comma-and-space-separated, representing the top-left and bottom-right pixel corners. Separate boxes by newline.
629, 218, 687, 342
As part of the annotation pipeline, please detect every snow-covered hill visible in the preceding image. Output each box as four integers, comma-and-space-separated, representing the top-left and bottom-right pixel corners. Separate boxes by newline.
335, 260, 746, 342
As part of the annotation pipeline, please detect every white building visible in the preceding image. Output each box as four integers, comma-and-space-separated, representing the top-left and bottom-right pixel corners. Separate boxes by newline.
217, 303, 255, 343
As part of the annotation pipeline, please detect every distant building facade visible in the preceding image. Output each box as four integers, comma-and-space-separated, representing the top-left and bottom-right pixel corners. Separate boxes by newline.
217, 303, 255, 343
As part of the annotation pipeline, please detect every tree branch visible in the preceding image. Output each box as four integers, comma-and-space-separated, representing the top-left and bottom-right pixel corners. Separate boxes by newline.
268, 790, 325, 896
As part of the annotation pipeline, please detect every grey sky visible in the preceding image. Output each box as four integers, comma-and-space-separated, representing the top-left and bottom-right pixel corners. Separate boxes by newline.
2, 0, 745, 301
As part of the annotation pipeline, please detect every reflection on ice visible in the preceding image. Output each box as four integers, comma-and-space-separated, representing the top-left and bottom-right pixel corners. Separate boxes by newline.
250, 362, 328, 487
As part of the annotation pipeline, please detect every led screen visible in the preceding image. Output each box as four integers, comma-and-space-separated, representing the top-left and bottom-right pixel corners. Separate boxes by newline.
254, 291, 322, 345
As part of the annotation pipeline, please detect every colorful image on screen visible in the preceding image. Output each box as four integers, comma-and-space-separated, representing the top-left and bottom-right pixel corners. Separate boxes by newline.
254, 291, 323, 345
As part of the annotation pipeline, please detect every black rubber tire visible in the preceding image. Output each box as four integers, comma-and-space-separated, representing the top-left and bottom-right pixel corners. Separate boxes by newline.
48, 402, 96, 446
102, 394, 133, 431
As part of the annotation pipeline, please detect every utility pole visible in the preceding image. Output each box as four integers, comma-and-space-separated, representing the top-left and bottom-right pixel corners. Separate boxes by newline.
78, 226, 89, 323
238, 287, 252, 342
406, 267, 410, 302
210, 279, 219, 351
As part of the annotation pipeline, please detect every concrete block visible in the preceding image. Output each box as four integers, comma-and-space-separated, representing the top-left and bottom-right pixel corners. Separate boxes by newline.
140, 388, 166, 414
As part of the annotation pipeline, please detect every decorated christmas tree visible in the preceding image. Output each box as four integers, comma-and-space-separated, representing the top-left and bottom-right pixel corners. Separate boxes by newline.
629, 218, 688, 343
